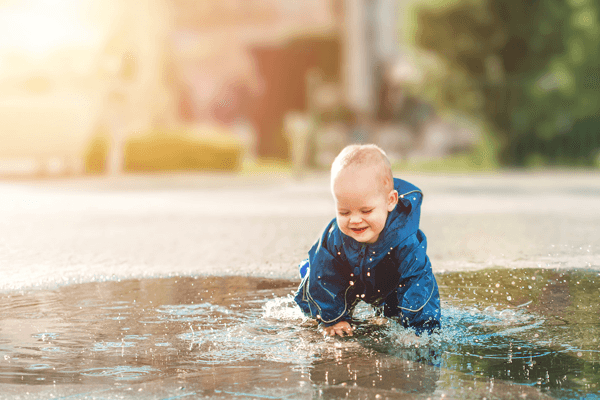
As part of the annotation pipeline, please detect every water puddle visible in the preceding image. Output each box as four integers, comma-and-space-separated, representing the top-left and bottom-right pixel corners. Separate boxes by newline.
0, 269, 599, 399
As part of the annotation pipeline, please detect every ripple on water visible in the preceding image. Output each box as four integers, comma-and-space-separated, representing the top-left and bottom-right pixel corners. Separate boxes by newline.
78, 366, 157, 381
25, 364, 52, 371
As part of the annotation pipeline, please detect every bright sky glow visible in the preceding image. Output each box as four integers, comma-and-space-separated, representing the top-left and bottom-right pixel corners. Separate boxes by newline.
0, 0, 103, 58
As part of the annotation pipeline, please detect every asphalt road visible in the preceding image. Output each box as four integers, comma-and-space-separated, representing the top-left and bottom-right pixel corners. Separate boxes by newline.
1, 170, 599, 291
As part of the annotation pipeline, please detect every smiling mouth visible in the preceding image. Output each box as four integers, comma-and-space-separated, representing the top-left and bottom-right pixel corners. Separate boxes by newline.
350, 227, 368, 234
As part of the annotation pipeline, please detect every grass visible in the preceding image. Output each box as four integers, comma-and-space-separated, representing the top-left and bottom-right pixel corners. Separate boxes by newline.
394, 132, 501, 173
239, 158, 293, 176
393, 152, 498, 173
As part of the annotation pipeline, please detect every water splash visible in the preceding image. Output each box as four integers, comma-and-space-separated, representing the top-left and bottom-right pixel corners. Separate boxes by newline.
0, 270, 598, 398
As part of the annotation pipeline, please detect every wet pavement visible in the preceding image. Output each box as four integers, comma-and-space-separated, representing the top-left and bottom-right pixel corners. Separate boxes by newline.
1, 170, 599, 291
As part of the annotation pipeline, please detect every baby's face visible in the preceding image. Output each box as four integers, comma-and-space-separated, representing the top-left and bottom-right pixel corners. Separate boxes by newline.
332, 165, 397, 244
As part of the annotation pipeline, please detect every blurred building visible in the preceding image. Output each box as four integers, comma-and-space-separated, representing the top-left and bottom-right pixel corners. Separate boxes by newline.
166, 0, 478, 164
0, 0, 478, 176
168, 0, 343, 160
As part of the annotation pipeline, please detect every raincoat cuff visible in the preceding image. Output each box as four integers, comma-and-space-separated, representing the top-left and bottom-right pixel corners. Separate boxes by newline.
318, 317, 350, 328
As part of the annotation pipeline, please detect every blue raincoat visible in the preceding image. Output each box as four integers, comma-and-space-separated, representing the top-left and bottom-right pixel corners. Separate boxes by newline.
294, 178, 441, 334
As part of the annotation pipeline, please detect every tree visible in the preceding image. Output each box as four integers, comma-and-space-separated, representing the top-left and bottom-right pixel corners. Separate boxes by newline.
412, 0, 600, 166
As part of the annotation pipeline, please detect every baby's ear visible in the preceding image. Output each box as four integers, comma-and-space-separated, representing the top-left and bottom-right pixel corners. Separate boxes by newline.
388, 190, 398, 211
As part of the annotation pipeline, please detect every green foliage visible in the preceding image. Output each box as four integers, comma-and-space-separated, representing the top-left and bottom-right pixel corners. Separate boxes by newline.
84, 126, 110, 174
83, 126, 244, 174
412, 0, 600, 166
394, 133, 499, 172
124, 127, 243, 172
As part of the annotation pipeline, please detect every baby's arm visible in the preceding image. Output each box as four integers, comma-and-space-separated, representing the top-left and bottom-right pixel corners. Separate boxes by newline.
321, 320, 354, 337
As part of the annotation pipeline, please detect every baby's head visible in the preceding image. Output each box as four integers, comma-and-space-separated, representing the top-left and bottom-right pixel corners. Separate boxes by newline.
331, 144, 398, 243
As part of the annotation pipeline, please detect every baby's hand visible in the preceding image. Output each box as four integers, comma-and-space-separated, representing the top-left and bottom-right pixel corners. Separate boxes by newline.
322, 321, 353, 337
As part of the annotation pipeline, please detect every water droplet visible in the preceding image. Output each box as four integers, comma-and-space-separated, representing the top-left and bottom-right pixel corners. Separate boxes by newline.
507, 296, 512, 301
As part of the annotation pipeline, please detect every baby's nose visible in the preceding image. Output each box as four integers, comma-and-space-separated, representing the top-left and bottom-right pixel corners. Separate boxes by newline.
349, 214, 362, 223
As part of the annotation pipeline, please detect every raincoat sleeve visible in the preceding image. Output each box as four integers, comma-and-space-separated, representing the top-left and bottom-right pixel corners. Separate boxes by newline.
294, 220, 354, 327
393, 229, 441, 334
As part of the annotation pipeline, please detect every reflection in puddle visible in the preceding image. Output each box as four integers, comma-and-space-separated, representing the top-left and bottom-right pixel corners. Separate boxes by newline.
0, 269, 598, 398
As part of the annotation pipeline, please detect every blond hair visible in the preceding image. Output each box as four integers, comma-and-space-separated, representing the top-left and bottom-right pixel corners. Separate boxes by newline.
331, 144, 393, 193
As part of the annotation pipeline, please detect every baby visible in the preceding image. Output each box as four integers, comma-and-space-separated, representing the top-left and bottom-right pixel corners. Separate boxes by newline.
294, 144, 441, 337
